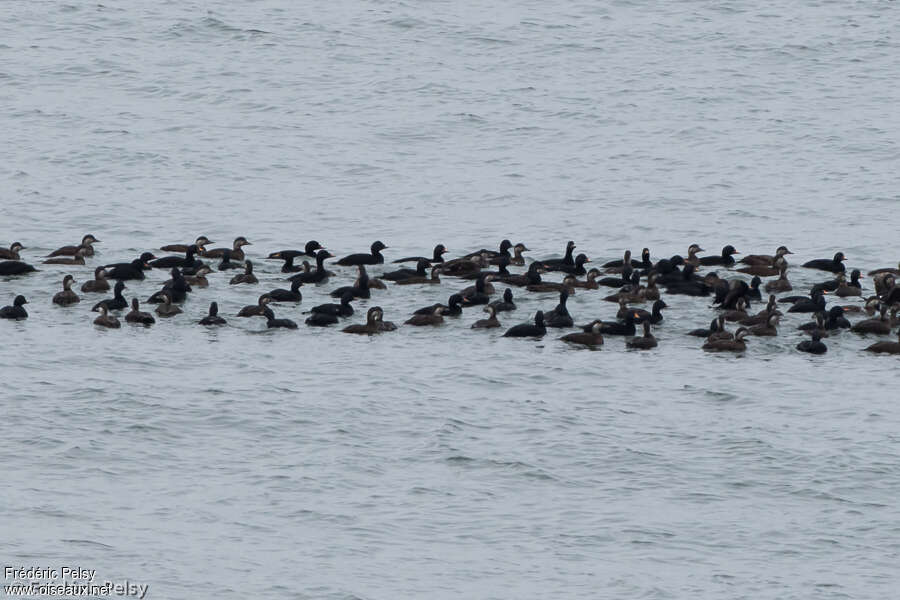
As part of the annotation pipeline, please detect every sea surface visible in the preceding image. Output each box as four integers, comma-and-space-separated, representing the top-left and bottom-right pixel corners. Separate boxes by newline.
2, 1, 899, 598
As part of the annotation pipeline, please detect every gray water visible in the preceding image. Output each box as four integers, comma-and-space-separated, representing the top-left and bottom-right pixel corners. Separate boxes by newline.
2, 1, 900, 598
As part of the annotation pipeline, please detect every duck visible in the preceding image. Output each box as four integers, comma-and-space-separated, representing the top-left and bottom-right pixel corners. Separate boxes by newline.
627, 320, 658, 349
665, 264, 712, 296
441, 252, 487, 277
864, 331, 900, 354
81, 266, 110, 293
330, 265, 371, 299
799, 306, 850, 331
814, 269, 863, 293
602, 249, 634, 272
850, 305, 892, 335
392, 244, 447, 265
787, 289, 827, 313
394, 266, 443, 286
572, 268, 601, 290
471, 305, 501, 329
738, 295, 779, 326
343, 306, 390, 335
267, 280, 303, 302
0, 242, 25, 260
703, 327, 749, 352
405, 306, 446, 327
797, 331, 828, 354
237, 295, 273, 317
184, 266, 212, 288
633, 299, 668, 324
746, 276, 763, 301
500, 243, 530, 266
229, 260, 258, 285
148, 268, 191, 303
93, 305, 120, 329
639, 273, 661, 301
460, 274, 494, 305
698, 245, 739, 267
310, 292, 355, 317
217, 249, 244, 271
541, 241, 577, 271
688, 315, 725, 338
502, 311, 547, 338
560, 322, 604, 347
598, 312, 640, 336
0, 260, 37, 276
740, 245, 793, 267
381, 258, 431, 281
764, 262, 792, 293
544, 290, 574, 328
803, 252, 846, 273
527, 275, 577, 295
125, 298, 155, 325
0, 295, 28, 320
748, 313, 779, 336
489, 288, 516, 313
203, 236, 251, 260
737, 256, 787, 277
288, 250, 334, 284
305, 312, 339, 327
104, 252, 155, 280
683, 244, 705, 267
497, 262, 544, 287
267, 241, 325, 261
721, 297, 750, 322
414, 294, 465, 317
47, 234, 100, 257
155, 291, 182, 318
199, 302, 227, 326
556, 253, 591, 276
596, 266, 636, 288
459, 256, 511, 280
92, 281, 128, 312
263, 307, 298, 329
160, 235, 213, 253
52, 275, 80, 306
150, 244, 205, 270
336, 241, 387, 266
834, 273, 863, 298
462, 239, 512, 261
43, 247, 88, 265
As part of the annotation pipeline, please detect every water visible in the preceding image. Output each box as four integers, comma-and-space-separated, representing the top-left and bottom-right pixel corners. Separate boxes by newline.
2, 1, 900, 598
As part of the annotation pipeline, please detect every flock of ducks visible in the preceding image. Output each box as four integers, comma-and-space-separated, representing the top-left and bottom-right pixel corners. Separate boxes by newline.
2, 235, 900, 355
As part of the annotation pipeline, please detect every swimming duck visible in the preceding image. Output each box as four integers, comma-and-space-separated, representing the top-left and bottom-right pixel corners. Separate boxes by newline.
460, 274, 495, 305
199, 302, 227, 326
0, 242, 25, 260
414, 294, 465, 317
150, 244, 205, 270
864, 331, 900, 354
502, 311, 547, 338
489, 288, 516, 312
560, 322, 604, 347
0, 295, 28, 320
217, 249, 245, 271
381, 258, 431, 281
155, 291, 182, 318
702, 327, 748, 352
462, 239, 512, 261
737, 256, 787, 277
93, 305, 120, 329
499, 243, 529, 266
305, 312, 339, 327
92, 281, 128, 312
683, 244, 704, 268
571, 268, 601, 290
342, 307, 391, 334
471, 305, 501, 329
148, 268, 191, 303
237, 295, 273, 317
52, 275, 80, 306
542, 241, 577, 272
850, 305, 892, 335
688, 315, 725, 338
740, 246, 793, 267
405, 306, 446, 327
203, 236, 251, 260
498, 262, 544, 287
627, 320, 658, 349
392, 244, 447, 265
633, 299, 668, 324
263, 307, 298, 329
47, 234, 100, 257
394, 266, 443, 286
125, 298, 155, 325
104, 252, 155, 280
598, 312, 641, 336
748, 313, 779, 336
0, 260, 37, 276
184, 266, 212, 288
797, 331, 827, 354
267, 280, 303, 302
336, 241, 387, 266
81, 266, 110, 293
43, 247, 88, 265
544, 290, 574, 328
288, 250, 334, 284
764, 262, 792, 293
834, 273, 863, 298
267, 241, 325, 261
787, 289, 827, 313
738, 295, 779, 326
698, 245, 739, 267
310, 292, 355, 317
229, 260, 258, 285
160, 235, 213, 253
802, 252, 846, 273
330, 265, 371, 299
527, 275, 577, 295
